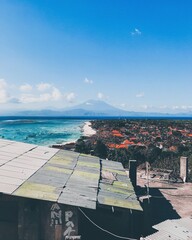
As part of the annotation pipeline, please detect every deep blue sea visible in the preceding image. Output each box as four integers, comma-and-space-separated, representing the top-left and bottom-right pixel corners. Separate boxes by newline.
0, 117, 85, 146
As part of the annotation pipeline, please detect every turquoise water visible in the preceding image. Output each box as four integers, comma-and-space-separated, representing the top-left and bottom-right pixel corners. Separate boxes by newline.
0, 117, 85, 146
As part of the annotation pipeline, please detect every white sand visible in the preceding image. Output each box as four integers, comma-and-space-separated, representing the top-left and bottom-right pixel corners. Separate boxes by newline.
83, 121, 96, 136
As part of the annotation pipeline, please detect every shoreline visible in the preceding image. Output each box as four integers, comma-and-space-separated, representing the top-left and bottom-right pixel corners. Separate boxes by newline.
51, 121, 96, 149
82, 121, 96, 137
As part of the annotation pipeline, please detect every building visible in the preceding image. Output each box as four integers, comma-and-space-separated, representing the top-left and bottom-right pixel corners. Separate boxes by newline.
0, 139, 143, 240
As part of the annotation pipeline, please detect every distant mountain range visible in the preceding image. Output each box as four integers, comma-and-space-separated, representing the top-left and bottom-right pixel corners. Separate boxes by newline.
3, 100, 192, 117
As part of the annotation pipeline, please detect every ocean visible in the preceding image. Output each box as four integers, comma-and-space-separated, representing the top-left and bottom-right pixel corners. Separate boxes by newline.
0, 117, 85, 146
0, 116, 191, 147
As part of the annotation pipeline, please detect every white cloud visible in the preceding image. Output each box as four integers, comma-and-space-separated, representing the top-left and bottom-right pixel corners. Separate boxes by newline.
119, 103, 127, 108
136, 92, 144, 98
131, 28, 142, 36
141, 104, 149, 110
19, 87, 63, 104
36, 82, 52, 91
51, 87, 62, 101
0, 79, 7, 88
65, 92, 75, 102
181, 105, 192, 110
19, 94, 38, 104
0, 89, 8, 103
0, 79, 9, 103
84, 78, 93, 84
97, 92, 105, 99
172, 105, 179, 110
19, 84, 33, 92
85, 102, 93, 105
172, 105, 192, 111
159, 105, 168, 109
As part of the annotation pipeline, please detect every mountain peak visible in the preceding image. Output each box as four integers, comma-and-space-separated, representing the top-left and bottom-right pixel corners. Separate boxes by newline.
69, 99, 121, 112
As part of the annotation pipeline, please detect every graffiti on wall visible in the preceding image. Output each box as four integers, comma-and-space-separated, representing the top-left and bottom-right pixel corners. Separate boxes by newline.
63, 210, 75, 237
50, 203, 62, 226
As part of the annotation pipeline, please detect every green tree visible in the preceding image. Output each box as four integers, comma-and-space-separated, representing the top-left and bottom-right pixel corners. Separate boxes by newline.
94, 140, 108, 159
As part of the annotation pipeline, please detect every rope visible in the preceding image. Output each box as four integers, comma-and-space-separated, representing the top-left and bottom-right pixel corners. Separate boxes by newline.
78, 207, 138, 240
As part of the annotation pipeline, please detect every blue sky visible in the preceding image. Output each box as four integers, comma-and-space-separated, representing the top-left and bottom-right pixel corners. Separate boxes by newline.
0, 0, 192, 113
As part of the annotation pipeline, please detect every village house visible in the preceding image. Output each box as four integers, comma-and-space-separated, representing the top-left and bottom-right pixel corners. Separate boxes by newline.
0, 139, 143, 240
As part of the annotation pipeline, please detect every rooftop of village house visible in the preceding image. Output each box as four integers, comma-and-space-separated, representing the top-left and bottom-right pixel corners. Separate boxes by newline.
0, 138, 142, 212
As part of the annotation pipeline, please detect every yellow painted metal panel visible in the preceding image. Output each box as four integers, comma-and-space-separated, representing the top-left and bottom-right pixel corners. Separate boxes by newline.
45, 165, 72, 174
13, 182, 59, 201
77, 161, 100, 168
102, 197, 143, 211
73, 170, 99, 180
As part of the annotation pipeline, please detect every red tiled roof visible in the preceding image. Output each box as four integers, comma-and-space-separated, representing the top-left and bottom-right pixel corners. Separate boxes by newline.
123, 139, 134, 145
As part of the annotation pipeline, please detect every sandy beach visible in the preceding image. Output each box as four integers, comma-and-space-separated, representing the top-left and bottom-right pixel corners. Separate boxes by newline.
82, 121, 96, 136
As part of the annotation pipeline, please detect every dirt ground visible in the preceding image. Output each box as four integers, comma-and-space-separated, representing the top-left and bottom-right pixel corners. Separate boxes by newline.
137, 170, 192, 218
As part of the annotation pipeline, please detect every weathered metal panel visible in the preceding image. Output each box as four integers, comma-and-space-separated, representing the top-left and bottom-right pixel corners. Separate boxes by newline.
145, 230, 182, 240
28, 174, 69, 188
172, 217, 192, 230
13, 182, 60, 201
153, 220, 192, 239
0, 175, 25, 185
0, 159, 11, 165
58, 191, 96, 209
0, 164, 36, 175
0, 182, 19, 194
98, 195, 142, 211
0, 139, 142, 212
0, 169, 30, 180
16, 155, 47, 165
6, 161, 40, 170
0, 150, 20, 158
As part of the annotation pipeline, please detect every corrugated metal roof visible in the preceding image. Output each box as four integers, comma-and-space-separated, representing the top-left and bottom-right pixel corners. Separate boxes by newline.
0, 139, 142, 211
145, 217, 192, 240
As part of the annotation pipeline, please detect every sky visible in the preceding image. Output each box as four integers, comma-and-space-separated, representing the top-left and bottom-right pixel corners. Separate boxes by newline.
0, 0, 192, 113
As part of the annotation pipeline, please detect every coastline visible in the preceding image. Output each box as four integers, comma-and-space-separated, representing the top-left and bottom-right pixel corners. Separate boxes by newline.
82, 121, 96, 137
52, 121, 96, 149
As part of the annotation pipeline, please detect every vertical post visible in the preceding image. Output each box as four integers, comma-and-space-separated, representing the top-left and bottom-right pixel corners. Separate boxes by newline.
180, 156, 188, 182
142, 198, 151, 235
55, 225, 62, 240
129, 160, 137, 188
